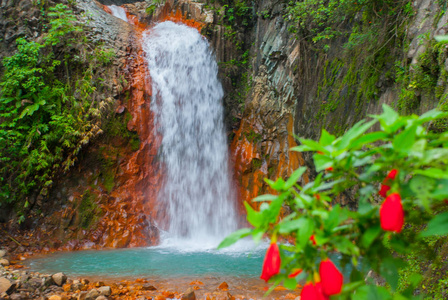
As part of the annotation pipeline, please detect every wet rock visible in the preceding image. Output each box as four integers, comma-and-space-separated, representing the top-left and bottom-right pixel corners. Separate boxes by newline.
181, 288, 196, 300
75, 291, 88, 300
227, 292, 235, 300
43, 276, 55, 288
0, 250, 6, 257
86, 288, 100, 300
0, 277, 14, 294
98, 286, 111, 296
218, 282, 229, 290
141, 283, 157, 291
52, 272, 67, 286
9, 293, 26, 300
71, 280, 85, 291
0, 258, 10, 266
48, 295, 68, 300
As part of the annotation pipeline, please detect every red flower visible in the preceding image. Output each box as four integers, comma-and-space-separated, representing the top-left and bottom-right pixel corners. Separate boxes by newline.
310, 234, 317, 245
301, 282, 329, 300
380, 193, 404, 233
319, 259, 343, 296
260, 243, 281, 282
378, 169, 398, 197
387, 169, 398, 180
288, 268, 302, 278
378, 184, 391, 197
325, 166, 334, 171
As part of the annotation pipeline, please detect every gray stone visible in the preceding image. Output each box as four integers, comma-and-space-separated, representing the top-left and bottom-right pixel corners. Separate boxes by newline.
0, 277, 14, 294
0, 250, 6, 258
51, 272, 67, 286
98, 286, 111, 296
0, 258, 10, 266
86, 288, 100, 300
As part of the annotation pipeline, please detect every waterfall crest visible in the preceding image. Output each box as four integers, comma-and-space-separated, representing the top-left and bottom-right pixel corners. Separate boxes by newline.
108, 5, 128, 22
143, 22, 238, 248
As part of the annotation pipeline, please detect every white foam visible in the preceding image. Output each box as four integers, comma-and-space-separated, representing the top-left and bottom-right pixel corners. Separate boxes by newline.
108, 5, 128, 22
143, 22, 239, 248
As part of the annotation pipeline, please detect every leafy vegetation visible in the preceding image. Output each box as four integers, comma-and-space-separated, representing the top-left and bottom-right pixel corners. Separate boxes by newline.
0, 4, 115, 218
220, 105, 448, 299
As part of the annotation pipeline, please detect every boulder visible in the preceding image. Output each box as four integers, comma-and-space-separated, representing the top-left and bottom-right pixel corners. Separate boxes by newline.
98, 286, 111, 296
181, 288, 196, 300
75, 291, 88, 300
0, 277, 14, 294
51, 273, 67, 286
141, 283, 157, 291
0, 258, 10, 266
0, 250, 6, 258
86, 288, 100, 300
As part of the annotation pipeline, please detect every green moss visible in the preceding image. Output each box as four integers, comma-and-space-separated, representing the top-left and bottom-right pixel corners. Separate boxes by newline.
245, 129, 262, 143
252, 158, 262, 170
78, 190, 101, 229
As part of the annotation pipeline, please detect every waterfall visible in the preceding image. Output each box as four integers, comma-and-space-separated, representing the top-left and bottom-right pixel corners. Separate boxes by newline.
108, 5, 128, 22
143, 22, 238, 248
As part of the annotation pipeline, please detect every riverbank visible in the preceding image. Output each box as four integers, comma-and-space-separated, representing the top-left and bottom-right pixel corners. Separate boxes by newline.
0, 231, 302, 300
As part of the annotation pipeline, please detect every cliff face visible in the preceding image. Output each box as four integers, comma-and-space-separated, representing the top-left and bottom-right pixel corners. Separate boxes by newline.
1, 0, 447, 250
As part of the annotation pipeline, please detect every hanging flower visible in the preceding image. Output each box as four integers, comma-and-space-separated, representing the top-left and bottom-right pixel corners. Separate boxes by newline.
310, 234, 317, 245
300, 282, 329, 300
319, 259, 343, 296
379, 169, 398, 197
260, 243, 281, 282
288, 268, 302, 278
380, 193, 404, 233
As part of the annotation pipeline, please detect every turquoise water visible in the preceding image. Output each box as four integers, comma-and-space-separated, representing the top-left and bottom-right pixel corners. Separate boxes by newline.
27, 246, 265, 279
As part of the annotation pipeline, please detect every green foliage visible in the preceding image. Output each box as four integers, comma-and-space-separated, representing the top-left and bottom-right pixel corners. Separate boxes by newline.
220, 105, 448, 299
0, 4, 115, 212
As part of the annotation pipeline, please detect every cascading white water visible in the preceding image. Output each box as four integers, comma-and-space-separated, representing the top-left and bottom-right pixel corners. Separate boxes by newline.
108, 5, 128, 22
143, 22, 238, 248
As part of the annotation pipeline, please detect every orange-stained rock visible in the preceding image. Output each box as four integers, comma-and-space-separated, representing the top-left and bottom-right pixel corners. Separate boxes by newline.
218, 282, 229, 291
190, 280, 203, 285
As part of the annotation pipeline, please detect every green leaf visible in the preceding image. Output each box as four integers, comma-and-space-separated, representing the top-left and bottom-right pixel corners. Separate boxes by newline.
393, 125, 417, 154
380, 257, 402, 291
253, 194, 278, 202
283, 277, 297, 290
414, 168, 448, 179
244, 202, 263, 227
376, 104, 399, 129
313, 153, 333, 172
298, 217, 314, 248
298, 138, 327, 153
278, 218, 306, 234
435, 35, 448, 42
319, 129, 335, 146
361, 224, 381, 248
349, 132, 388, 150
420, 212, 448, 237
337, 119, 377, 150
218, 228, 252, 249
284, 167, 307, 189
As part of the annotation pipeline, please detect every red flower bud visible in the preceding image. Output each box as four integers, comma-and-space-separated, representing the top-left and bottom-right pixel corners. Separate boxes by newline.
288, 268, 302, 278
380, 193, 404, 233
325, 166, 333, 171
310, 234, 317, 245
301, 282, 329, 300
378, 184, 391, 197
260, 243, 281, 282
319, 259, 343, 296
387, 169, 398, 180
